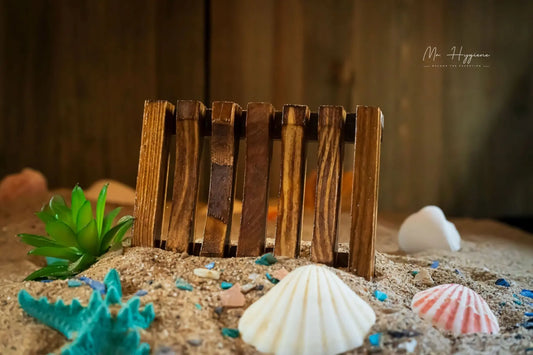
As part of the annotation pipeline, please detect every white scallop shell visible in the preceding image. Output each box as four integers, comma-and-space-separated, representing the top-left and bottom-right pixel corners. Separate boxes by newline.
411, 284, 499, 335
238, 264, 376, 355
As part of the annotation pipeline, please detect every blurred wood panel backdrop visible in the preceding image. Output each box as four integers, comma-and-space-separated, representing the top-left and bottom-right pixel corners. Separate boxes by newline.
0, 0, 532, 217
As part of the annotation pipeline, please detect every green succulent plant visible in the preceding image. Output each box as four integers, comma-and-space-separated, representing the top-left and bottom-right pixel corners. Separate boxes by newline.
18, 184, 134, 281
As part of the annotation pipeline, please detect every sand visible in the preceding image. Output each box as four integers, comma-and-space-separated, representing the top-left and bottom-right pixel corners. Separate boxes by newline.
0, 194, 532, 354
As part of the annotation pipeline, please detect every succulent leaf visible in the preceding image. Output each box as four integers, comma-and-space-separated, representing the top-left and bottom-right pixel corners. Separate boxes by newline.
100, 216, 134, 253
77, 220, 99, 255
68, 254, 96, 273
46, 220, 79, 247
18, 234, 61, 248
96, 183, 109, 238
28, 247, 81, 262
24, 264, 72, 281
71, 184, 87, 221
36, 204, 56, 224
76, 200, 93, 233
49, 195, 75, 230
102, 207, 121, 236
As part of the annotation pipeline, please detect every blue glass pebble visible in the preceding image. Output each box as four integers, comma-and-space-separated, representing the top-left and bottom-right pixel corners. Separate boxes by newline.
134, 290, 148, 297
79, 276, 106, 294
374, 290, 388, 302
495, 278, 510, 287
68, 279, 83, 287
430, 260, 439, 269
369, 333, 381, 346
205, 262, 215, 270
266, 273, 279, 284
40, 279, 54, 283
221, 282, 233, 290
520, 289, 533, 299
525, 312, 533, 317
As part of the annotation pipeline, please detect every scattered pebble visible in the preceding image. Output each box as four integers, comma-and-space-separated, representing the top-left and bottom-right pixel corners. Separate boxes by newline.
194, 268, 220, 280
513, 294, 523, 305
521, 318, 533, 329
241, 283, 256, 294
40, 279, 54, 283
194, 303, 202, 310
134, 290, 148, 297
525, 312, 533, 317
79, 276, 106, 294
430, 260, 439, 269
369, 332, 381, 346
248, 273, 260, 281
388, 330, 421, 338
255, 284, 264, 291
221, 282, 233, 290
410, 271, 419, 276
454, 269, 463, 276
272, 268, 289, 281
495, 278, 510, 287
205, 262, 215, 270
176, 278, 193, 291
265, 273, 279, 284
520, 289, 533, 299
67, 279, 82, 287
220, 284, 246, 308
214, 306, 223, 315
255, 253, 277, 266
500, 302, 507, 307
154, 346, 175, 355
187, 339, 203, 347
374, 290, 388, 302
398, 339, 417, 353
414, 269, 434, 286
221, 328, 240, 338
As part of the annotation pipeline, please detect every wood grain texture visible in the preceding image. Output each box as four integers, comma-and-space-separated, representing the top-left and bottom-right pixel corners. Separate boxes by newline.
349, 106, 383, 280
311, 106, 345, 265
274, 105, 309, 257
201, 102, 241, 257
133, 100, 175, 247
237, 102, 274, 257
166, 101, 205, 252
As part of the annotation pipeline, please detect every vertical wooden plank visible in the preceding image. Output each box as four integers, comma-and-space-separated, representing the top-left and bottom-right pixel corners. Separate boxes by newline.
201, 102, 241, 257
311, 106, 345, 265
237, 102, 274, 257
166, 100, 205, 252
274, 105, 309, 257
132, 100, 175, 247
349, 106, 382, 280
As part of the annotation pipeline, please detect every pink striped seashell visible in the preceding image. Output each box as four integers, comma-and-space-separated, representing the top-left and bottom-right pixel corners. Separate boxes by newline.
411, 284, 499, 335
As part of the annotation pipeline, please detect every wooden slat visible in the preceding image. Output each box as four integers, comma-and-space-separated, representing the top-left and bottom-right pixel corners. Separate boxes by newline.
166, 100, 205, 252
274, 105, 309, 257
349, 106, 383, 280
133, 100, 175, 247
237, 102, 274, 257
311, 105, 345, 265
200, 102, 241, 257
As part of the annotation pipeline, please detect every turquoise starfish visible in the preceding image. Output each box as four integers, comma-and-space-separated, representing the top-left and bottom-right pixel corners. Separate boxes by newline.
18, 269, 155, 355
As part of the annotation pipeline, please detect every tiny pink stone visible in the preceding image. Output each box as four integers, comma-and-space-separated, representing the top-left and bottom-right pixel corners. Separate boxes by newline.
220, 283, 245, 308
272, 268, 289, 281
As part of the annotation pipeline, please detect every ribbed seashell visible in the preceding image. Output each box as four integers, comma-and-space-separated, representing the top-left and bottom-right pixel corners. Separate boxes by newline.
238, 264, 376, 355
411, 284, 499, 335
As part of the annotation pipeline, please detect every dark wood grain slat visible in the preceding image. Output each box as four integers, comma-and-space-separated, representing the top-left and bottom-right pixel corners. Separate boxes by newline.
311, 105, 345, 265
237, 102, 274, 257
200, 102, 241, 257
166, 100, 205, 252
133, 100, 175, 247
274, 105, 309, 257
349, 106, 383, 280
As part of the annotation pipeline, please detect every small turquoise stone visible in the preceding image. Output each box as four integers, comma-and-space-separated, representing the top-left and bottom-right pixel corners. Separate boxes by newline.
255, 253, 277, 266
410, 271, 419, 276
176, 278, 193, 291
369, 332, 381, 346
513, 294, 522, 305
374, 290, 388, 302
266, 273, 279, 284
221, 282, 233, 290
68, 279, 83, 287
195, 303, 202, 310
221, 328, 239, 338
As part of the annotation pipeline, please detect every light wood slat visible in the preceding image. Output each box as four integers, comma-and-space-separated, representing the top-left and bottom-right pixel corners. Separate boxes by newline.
274, 105, 309, 257
200, 101, 241, 257
237, 102, 274, 257
133, 100, 175, 247
349, 106, 383, 280
311, 105, 345, 265
166, 100, 205, 252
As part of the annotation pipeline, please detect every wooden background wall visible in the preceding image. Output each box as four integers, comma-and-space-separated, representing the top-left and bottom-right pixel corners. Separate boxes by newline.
1, 0, 532, 217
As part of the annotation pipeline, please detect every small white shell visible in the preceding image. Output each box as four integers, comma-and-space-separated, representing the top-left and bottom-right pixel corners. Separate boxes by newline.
238, 264, 376, 355
411, 284, 499, 335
